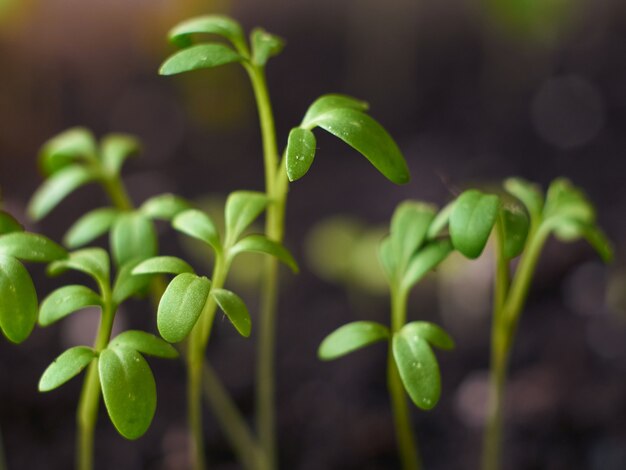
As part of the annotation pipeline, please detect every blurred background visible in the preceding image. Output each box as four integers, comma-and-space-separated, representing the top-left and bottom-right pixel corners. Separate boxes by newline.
1, 0, 626, 468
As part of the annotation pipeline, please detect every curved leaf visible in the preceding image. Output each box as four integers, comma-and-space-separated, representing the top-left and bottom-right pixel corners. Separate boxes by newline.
224, 191, 268, 244
0, 211, 23, 235
159, 44, 244, 76
157, 273, 211, 343
99, 347, 156, 440
0, 255, 38, 343
0, 232, 66, 262
401, 239, 453, 291
28, 165, 98, 220
543, 178, 595, 225
132, 256, 195, 276
100, 133, 141, 175
140, 194, 191, 221
64, 208, 119, 248
392, 330, 441, 410
285, 127, 316, 182
309, 108, 410, 185
39, 285, 102, 327
109, 330, 178, 359
427, 200, 455, 240
230, 234, 298, 273
400, 321, 455, 351
38, 127, 97, 176
110, 212, 157, 267
112, 259, 152, 305
172, 209, 220, 252
168, 15, 246, 50
500, 203, 529, 259
211, 288, 251, 337
250, 28, 284, 66
449, 190, 500, 259
318, 321, 389, 360
504, 177, 544, 222
379, 236, 396, 282
47, 248, 110, 287
390, 201, 437, 275
38, 346, 96, 392
301, 94, 369, 127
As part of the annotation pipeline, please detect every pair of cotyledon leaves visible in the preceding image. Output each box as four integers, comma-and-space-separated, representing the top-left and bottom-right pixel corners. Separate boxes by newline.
136, 190, 299, 344
0, 212, 67, 343
319, 201, 455, 411
448, 177, 612, 263
159, 15, 410, 187
38, 247, 178, 440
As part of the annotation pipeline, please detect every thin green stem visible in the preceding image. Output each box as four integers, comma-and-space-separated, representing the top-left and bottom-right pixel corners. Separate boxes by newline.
202, 362, 265, 470
76, 284, 116, 470
246, 63, 285, 470
482, 225, 549, 470
101, 173, 133, 211
388, 287, 421, 470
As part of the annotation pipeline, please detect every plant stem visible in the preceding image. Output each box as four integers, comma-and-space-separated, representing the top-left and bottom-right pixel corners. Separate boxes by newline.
76, 283, 116, 470
482, 226, 549, 470
388, 287, 421, 470
246, 63, 285, 470
101, 172, 133, 211
202, 362, 265, 470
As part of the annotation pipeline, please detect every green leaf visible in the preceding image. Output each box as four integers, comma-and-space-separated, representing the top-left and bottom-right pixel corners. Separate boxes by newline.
318, 321, 389, 360
390, 202, 437, 275
38, 346, 96, 392
401, 239, 453, 291
449, 190, 500, 259
112, 259, 152, 305
427, 200, 455, 240
159, 43, 244, 76
38, 127, 97, 176
285, 127, 316, 182
110, 212, 157, 267
379, 236, 396, 281
504, 177, 544, 222
392, 329, 441, 410
0, 232, 67, 262
173, 209, 220, 252
0, 211, 23, 235
230, 235, 299, 273
167, 14, 246, 50
47, 248, 110, 287
157, 273, 211, 343
100, 133, 141, 175
301, 94, 369, 127
543, 178, 595, 226
64, 208, 119, 248
0, 255, 38, 343
211, 288, 251, 337
109, 330, 178, 359
250, 28, 284, 66
39, 285, 102, 327
28, 165, 99, 220
224, 191, 268, 244
401, 321, 455, 351
500, 203, 529, 259
140, 194, 191, 221
99, 347, 156, 440
132, 256, 195, 276
307, 108, 410, 185
580, 225, 613, 263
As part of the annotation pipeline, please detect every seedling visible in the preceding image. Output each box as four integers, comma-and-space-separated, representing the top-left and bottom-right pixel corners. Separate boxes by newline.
160, 14, 409, 469
446, 177, 612, 470
319, 201, 455, 470
37, 248, 178, 470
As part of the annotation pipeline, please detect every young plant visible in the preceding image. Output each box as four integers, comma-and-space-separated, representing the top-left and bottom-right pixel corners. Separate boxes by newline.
160, 15, 410, 468
318, 201, 455, 470
37, 248, 178, 470
446, 177, 612, 470
133, 191, 298, 470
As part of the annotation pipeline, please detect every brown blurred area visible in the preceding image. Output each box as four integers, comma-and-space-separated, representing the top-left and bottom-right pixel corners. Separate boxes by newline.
1, 0, 626, 469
